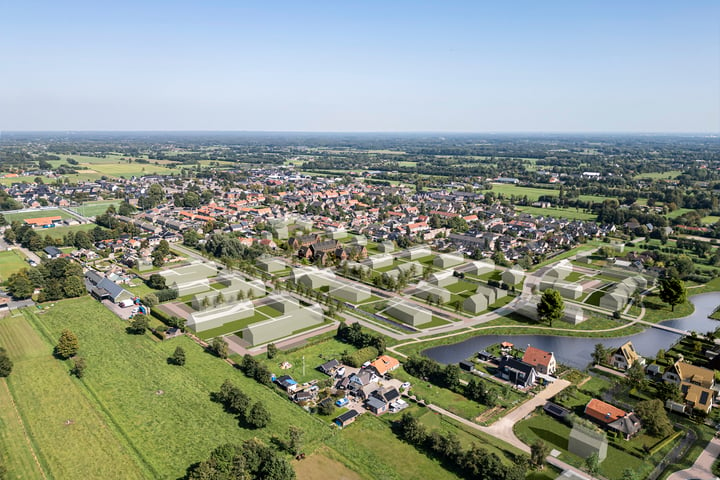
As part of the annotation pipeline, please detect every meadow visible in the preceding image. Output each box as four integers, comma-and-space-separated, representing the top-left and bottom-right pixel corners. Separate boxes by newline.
8, 298, 336, 479
0, 249, 30, 282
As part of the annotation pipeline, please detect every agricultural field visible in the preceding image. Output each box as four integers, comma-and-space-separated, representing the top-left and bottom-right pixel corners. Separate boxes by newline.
11, 297, 337, 479
0, 315, 146, 479
0, 249, 30, 282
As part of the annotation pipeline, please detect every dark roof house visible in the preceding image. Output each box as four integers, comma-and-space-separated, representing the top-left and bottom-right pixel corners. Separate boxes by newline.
497, 356, 537, 388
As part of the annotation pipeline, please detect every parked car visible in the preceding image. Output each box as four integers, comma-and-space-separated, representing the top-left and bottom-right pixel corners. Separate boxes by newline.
335, 397, 349, 407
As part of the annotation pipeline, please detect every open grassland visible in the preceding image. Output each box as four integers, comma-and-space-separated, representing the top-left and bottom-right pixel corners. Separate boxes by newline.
702, 215, 720, 225
0, 249, 29, 282
294, 447, 364, 480
22, 297, 336, 479
2, 209, 72, 222
0, 314, 146, 480
666, 208, 695, 219
327, 414, 462, 480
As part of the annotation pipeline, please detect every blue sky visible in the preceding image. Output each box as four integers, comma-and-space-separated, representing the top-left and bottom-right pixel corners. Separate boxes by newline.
1, 1, 718, 132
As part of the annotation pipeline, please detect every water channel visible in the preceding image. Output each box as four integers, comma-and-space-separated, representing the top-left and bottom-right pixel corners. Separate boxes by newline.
424, 292, 720, 369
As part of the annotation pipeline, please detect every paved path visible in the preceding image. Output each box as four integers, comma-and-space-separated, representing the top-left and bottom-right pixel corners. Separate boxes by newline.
477, 378, 571, 453
667, 436, 720, 480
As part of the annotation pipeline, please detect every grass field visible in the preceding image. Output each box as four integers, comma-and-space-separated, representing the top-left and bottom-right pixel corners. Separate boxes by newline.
515, 205, 596, 221
483, 184, 612, 203
666, 208, 695, 219
0, 249, 29, 282
633, 171, 682, 180
70, 200, 120, 218
702, 215, 720, 225
18, 297, 337, 479
327, 414, 461, 480
2, 209, 72, 222
34, 223, 101, 240
0, 314, 147, 479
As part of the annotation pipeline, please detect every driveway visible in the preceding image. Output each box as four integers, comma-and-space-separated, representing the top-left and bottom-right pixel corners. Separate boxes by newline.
476, 378, 571, 453
667, 436, 720, 480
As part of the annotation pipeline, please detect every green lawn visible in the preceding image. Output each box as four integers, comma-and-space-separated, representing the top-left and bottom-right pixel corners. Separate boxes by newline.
514, 413, 646, 480
34, 223, 101, 240
483, 184, 612, 204
255, 336, 354, 385
21, 297, 335, 479
0, 249, 29, 282
395, 367, 487, 420
69, 200, 120, 218
2, 209, 72, 222
666, 208, 695, 219
701, 215, 720, 225
0, 314, 147, 479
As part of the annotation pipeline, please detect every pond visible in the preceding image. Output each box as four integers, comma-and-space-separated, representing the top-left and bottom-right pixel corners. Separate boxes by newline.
424, 292, 720, 369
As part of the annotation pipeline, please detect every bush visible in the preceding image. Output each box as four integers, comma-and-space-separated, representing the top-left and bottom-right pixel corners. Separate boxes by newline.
155, 288, 179, 303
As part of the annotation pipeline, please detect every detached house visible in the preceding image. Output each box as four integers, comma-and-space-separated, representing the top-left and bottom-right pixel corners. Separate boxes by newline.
612, 341, 644, 371
497, 356, 537, 388
584, 398, 642, 440
522, 346, 557, 376
663, 360, 716, 414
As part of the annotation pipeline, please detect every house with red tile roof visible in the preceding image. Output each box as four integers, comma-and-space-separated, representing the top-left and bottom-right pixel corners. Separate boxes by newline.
370, 355, 400, 376
584, 398, 641, 440
521, 346, 556, 376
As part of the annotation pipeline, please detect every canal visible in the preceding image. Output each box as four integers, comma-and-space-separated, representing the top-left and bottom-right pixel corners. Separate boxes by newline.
424, 292, 720, 369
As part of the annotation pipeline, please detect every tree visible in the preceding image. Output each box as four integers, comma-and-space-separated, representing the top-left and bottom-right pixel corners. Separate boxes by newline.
658, 275, 687, 311
635, 399, 674, 437
537, 289, 564, 327
7, 271, 33, 299
585, 452, 599, 476
247, 402, 271, 428
55, 329, 79, 359
0, 347, 13, 377
62, 275, 85, 298
151, 249, 165, 268
147, 274, 167, 290
128, 314, 149, 334
530, 439, 549, 469
655, 382, 682, 403
591, 343, 607, 365
70, 357, 87, 378
266, 343, 278, 359
317, 399, 335, 416
141, 293, 158, 307
212, 337, 228, 359
625, 361, 645, 386
287, 426, 304, 455
170, 346, 186, 366
621, 468, 639, 480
